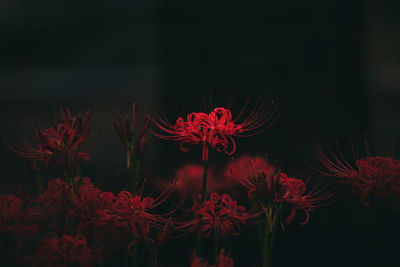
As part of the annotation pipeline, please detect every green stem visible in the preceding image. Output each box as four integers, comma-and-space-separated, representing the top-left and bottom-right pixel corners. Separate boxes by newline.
267, 205, 281, 258
200, 160, 209, 203
214, 233, 219, 265
262, 213, 270, 267
129, 159, 140, 194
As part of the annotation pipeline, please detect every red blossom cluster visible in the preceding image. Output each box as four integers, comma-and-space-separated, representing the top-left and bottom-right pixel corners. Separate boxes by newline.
170, 155, 275, 199
242, 169, 329, 225
7, 108, 91, 178
6, 102, 396, 267
96, 191, 167, 242
152, 98, 275, 161
0, 195, 38, 249
316, 145, 400, 206
34, 232, 94, 267
179, 193, 250, 238
225, 154, 275, 184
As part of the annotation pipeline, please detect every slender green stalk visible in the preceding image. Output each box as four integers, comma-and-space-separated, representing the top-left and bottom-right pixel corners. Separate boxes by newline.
262, 211, 271, 267
200, 160, 209, 203
214, 233, 219, 264
267, 205, 281, 257
128, 158, 140, 194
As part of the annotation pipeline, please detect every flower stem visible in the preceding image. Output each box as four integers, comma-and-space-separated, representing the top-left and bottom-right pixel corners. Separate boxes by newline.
214, 233, 219, 265
267, 205, 280, 257
262, 213, 270, 267
35, 171, 45, 197
129, 159, 140, 194
200, 160, 209, 203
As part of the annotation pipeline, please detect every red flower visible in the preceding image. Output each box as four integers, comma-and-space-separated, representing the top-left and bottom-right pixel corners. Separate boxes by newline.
152, 98, 275, 161
191, 249, 234, 267
33, 178, 70, 219
59, 108, 91, 140
172, 164, 217, 199
7, 108, 90, 177
0, 195, 38, 249
96, 191, 166, 241
35, 232, 94, 267
241, 170, 332, 225
180, 193, 249, 238
67, 178, 103, 230
315, 144, 400, 206
224, 154, 275, 185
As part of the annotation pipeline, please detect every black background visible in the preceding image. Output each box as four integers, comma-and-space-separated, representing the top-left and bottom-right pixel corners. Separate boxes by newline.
1, 1, 400, 266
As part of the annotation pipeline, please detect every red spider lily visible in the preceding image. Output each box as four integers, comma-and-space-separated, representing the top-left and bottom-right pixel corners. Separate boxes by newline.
241, 170, 332, 225
34, 232, 95, 267
33, 178, 71, 219
114, 103, 151, 167
314, 144, 400, 206
59, 108, 91, 140
96, 191, 167, 242
191, 249, 234, 267
179, 193, 250, 239
7, 109, 91, 178
33, 177, 95, 217
225, 154, 275, 185
66, 178, 104, 230
172, 164, 217, 199
152, 98, 276, 161
0, 195, 38, 250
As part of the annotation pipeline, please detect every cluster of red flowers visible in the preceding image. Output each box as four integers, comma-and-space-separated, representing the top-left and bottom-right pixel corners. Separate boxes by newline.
315, 145, 400, 206
34, 232, 94, 267
0, 195, 38, 250
242, 169, 330, 225
3, 101, 398, 267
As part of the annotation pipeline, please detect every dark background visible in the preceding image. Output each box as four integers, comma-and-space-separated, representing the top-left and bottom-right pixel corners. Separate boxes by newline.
1, 0, 400, 266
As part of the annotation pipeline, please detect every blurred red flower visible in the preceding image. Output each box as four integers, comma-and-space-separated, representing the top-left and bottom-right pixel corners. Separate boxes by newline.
172, 164, 217, 199
33, 178, 70, 219
315, 144, 400, 206
224, 154, 275, 185
7, 108, 91, 178
0, 195, 38, 250
34, 232, 94, 267
96, 191, 166, 242
179, 193, 250, 238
